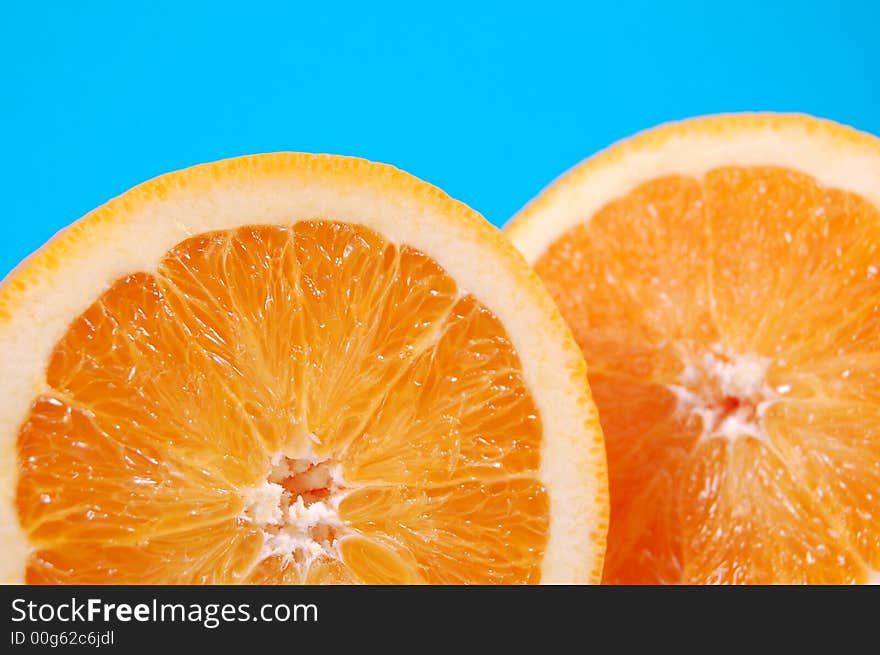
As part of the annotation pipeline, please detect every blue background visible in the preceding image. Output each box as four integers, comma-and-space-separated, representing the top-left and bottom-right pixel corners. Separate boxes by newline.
2, 1, 878, 277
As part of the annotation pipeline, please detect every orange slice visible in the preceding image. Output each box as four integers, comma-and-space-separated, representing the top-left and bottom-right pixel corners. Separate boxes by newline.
506, 114, 880, 584
0, 154, 607, 584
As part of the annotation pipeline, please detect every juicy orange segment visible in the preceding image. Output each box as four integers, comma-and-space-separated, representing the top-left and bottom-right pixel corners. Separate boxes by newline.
16, 222, 549, 584
340, 479, 548, 584
531, 156, 880, 584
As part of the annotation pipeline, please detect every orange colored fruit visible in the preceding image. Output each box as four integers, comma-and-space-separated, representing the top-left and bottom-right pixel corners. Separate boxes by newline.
0, 154, 607, 584
506, 114, 880, 584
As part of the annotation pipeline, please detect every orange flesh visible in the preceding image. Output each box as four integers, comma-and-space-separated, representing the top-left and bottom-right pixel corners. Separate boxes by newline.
535, 167, 880, 584
16, 221, 547, 584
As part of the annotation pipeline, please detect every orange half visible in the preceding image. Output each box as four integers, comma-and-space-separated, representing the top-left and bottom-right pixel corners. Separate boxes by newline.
0, 154, 607, 584
506, 114, 880, 584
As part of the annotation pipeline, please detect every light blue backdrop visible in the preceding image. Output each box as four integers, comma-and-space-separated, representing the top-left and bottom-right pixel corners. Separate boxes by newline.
2, 1, 878, 277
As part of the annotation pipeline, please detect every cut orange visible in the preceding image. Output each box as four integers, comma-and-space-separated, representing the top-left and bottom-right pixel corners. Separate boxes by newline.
506, 114, 880, 584
0, 154, 607, 584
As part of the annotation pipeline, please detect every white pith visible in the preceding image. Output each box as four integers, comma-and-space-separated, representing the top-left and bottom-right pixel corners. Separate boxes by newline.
506, 115, 880, 584
241, 449, 347, 575
668, 346, 777, 446
0, 155, 605, 584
